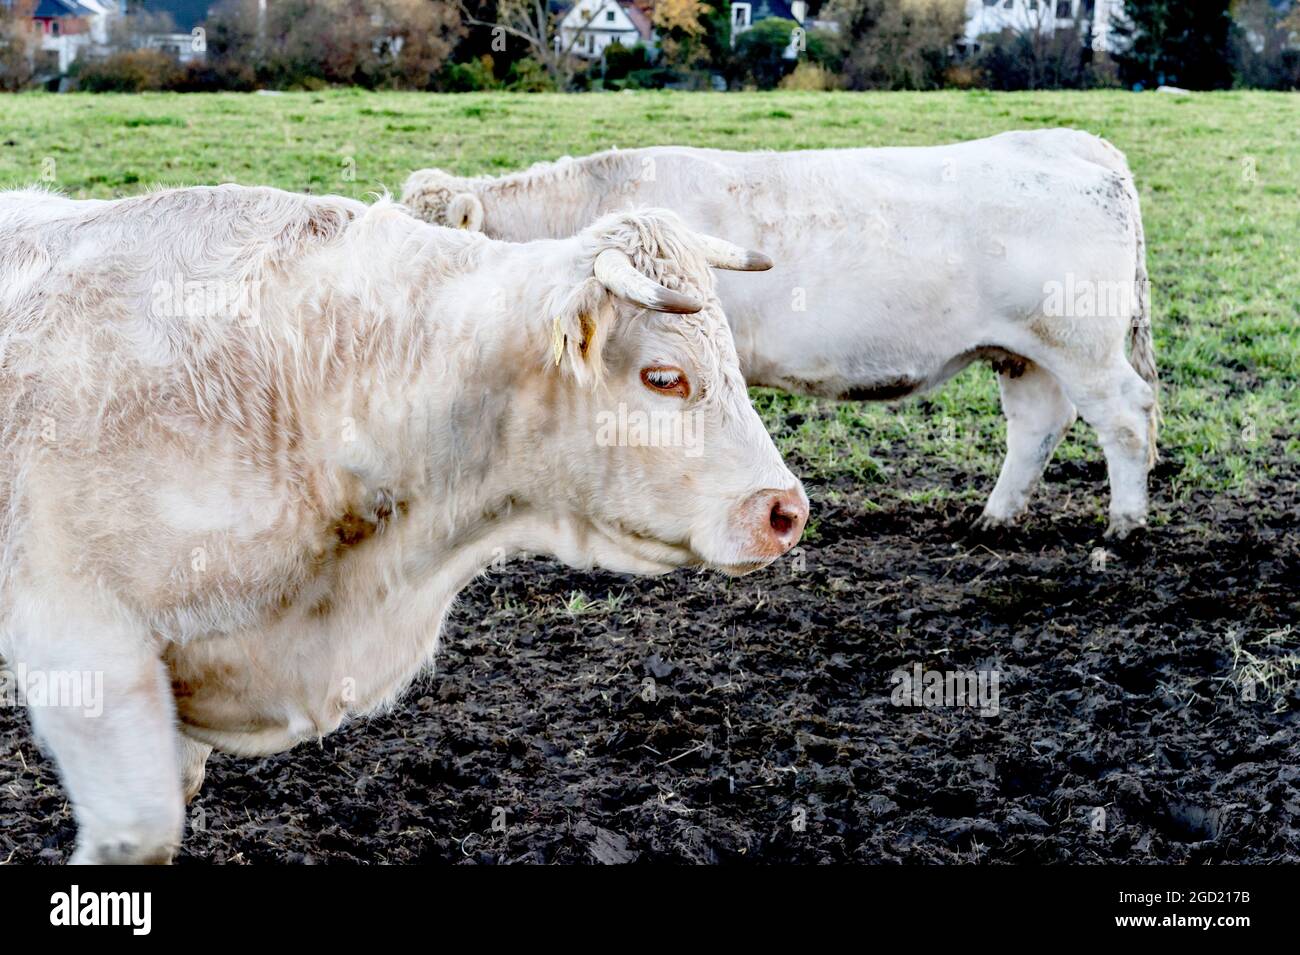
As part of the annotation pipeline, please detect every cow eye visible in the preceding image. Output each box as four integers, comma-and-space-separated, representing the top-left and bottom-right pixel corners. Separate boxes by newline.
640, 365, 690, 399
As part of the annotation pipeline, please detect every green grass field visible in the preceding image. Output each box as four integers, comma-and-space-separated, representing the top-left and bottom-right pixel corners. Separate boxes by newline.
1, 90, 1295, 520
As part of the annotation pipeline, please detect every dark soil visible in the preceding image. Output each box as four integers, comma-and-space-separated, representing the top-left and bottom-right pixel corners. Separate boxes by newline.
2, 453, 1297, 864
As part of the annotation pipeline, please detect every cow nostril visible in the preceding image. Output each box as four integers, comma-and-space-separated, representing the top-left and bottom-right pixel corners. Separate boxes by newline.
743, 487, 807, 559
770, 501, 795, 536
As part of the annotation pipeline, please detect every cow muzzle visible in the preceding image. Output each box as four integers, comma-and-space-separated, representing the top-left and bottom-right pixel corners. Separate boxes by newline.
730, 484, 809, 570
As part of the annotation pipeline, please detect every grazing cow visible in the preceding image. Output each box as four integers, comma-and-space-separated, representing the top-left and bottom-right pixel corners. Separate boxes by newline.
404, 130, 1158, 538
0, 185, 805, 863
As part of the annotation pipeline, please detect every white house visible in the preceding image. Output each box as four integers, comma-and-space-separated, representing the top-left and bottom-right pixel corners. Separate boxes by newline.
556, 0, 654, 60
30, 0, 113, 73
962, 0, 1123, 55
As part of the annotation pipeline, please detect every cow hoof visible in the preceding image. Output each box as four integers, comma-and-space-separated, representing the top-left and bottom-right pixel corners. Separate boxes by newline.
1104, 515, 1146, 540
71, 834, 178, 865
974, 512, 1019, 532
180, 737, 213, 804
183, 767, 207, 804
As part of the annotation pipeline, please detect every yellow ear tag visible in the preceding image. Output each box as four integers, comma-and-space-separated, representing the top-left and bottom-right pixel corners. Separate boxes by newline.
551, 316, 566, 366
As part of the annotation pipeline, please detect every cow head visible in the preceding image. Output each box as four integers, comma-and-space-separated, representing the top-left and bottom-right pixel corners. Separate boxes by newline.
499, 210, 802, 576
402, 168, 484, 232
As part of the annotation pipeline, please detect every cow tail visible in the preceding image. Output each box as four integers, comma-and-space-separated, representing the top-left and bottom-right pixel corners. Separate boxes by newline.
1127, 187, 1159, 468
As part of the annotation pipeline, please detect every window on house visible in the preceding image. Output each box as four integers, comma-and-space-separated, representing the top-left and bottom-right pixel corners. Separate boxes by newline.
983, 0, 997, 5
733, 4, 750, 28
51, 21, 60, 35
1003, 0, 1013, 9
606, 9, 615, 20
1056, 0, 1072, 15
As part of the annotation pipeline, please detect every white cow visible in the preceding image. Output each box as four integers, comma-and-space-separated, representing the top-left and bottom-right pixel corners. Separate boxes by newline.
0, 185, 806, 863
404, 130, 1158, 538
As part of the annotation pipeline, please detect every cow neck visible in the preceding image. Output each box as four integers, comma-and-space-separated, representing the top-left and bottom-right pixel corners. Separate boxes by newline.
318, 225, 595, 588
480, 165, 606, 242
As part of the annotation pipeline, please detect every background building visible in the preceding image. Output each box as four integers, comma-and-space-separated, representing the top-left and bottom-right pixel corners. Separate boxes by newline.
963, 0, 1121, 55
557, 0, 654, 60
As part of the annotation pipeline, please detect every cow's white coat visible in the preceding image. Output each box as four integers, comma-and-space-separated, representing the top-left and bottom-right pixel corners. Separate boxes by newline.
0, 185, 802, 863
404, 130, 1159, 534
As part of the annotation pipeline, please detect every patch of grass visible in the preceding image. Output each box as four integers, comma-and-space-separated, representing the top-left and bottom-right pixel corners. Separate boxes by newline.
556, 589, 627, 617
1, 90, 1295, 502
1223, 627, 1299, 714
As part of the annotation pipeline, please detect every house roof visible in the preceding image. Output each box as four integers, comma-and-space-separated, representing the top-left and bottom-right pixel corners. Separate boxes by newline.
32, 0, 99, 17
621, 0, 652, 39
558, 0, 654, 40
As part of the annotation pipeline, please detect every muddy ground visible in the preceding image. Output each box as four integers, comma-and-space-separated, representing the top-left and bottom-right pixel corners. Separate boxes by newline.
2, 441, 1297, 864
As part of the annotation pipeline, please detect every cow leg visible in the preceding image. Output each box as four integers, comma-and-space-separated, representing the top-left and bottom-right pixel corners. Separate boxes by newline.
1049, 354, 1156, 538
17, 594, 184, 864
180, 733, 213, 803
979, 360, 1077, 527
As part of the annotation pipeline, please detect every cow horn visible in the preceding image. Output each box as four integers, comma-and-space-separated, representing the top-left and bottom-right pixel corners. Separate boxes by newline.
697, 235, 773, 271
593, 249, 702, 314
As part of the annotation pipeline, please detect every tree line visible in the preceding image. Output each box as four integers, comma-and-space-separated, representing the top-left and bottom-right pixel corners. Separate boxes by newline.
1, 0, 1296, 93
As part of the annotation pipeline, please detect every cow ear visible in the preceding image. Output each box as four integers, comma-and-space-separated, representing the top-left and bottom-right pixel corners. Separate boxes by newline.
548, 279, 614, 387
447, 193, 484, 232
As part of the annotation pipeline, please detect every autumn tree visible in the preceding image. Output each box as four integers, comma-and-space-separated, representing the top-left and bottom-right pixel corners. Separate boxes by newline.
0, 0, 39, 91
461, 0, 592, 87
374, 0, 466, 88
654, 0, 712, 69
820, 0, 965, 90
206, 0, 462, 88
